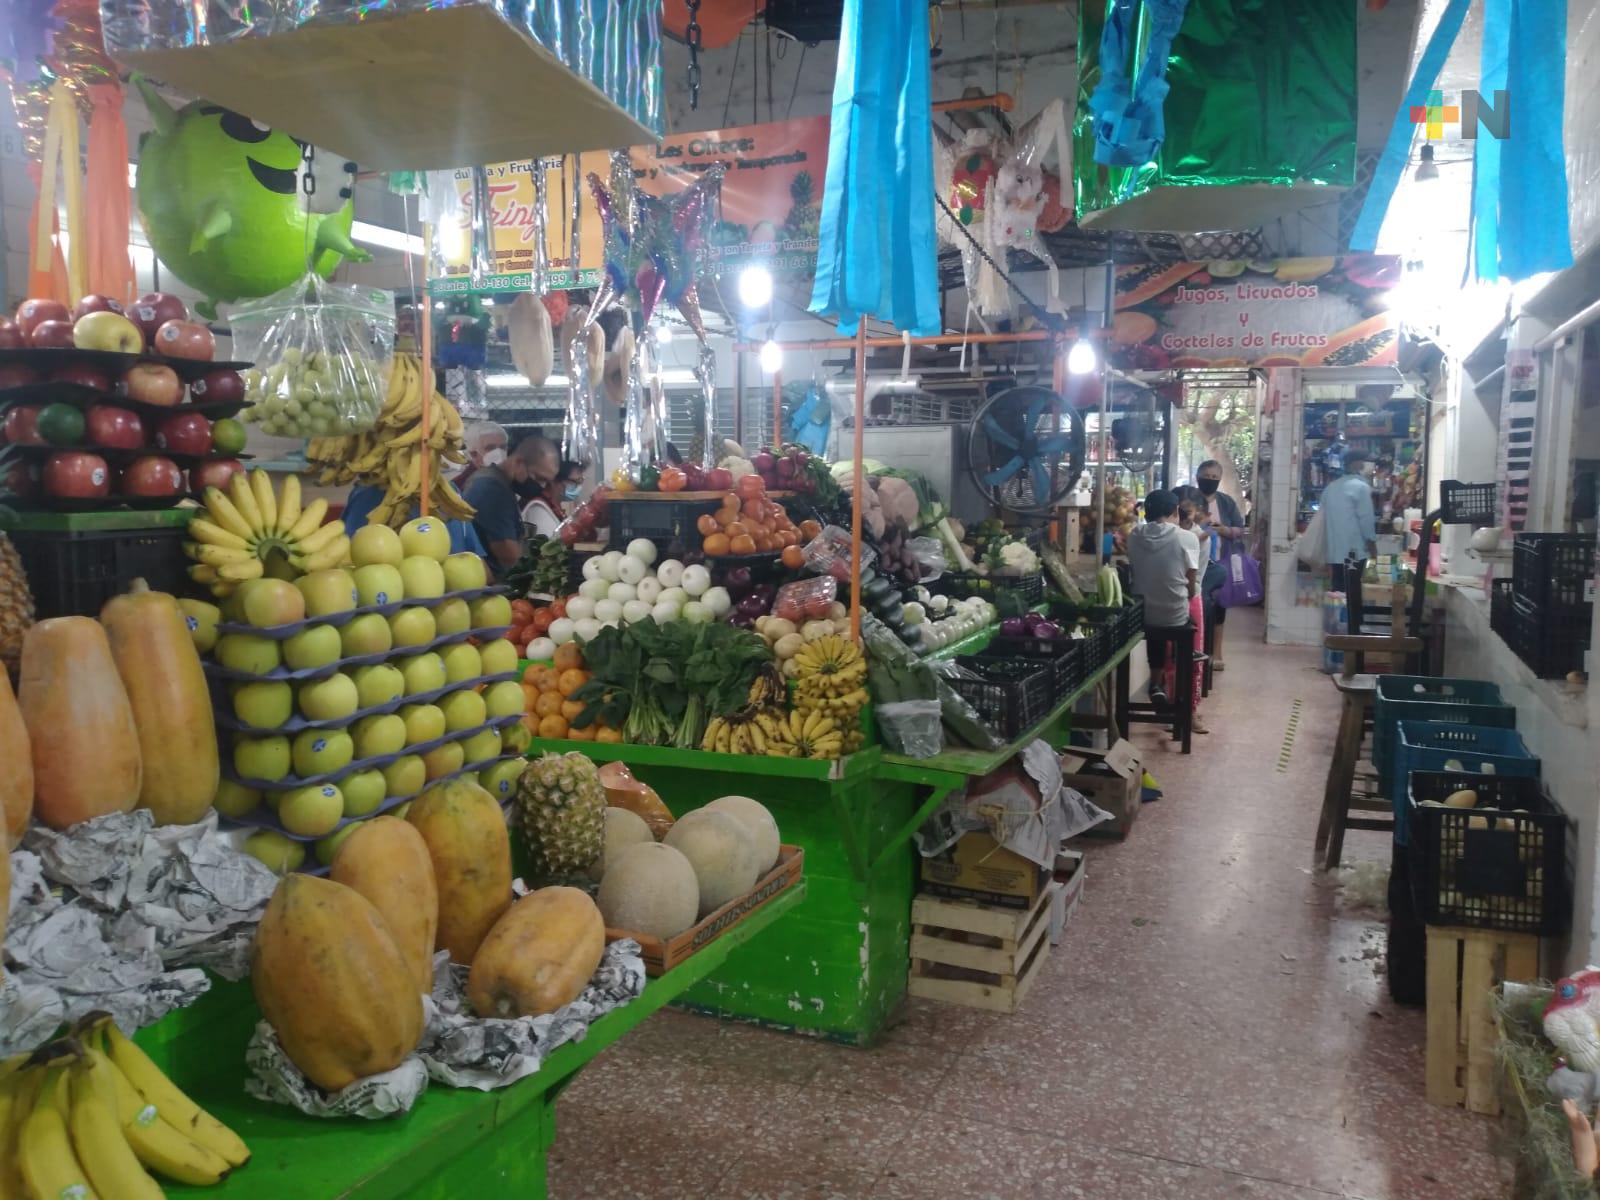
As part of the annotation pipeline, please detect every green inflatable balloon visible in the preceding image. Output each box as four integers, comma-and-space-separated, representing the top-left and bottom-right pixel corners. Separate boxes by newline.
135, 79, 371, 318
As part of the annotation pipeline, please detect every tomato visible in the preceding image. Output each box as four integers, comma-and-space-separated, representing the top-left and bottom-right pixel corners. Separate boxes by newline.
549, 598, 568, 619
736, 473, 766, 500
531, 607, 556, 634
658, 467, 687, 492
510, 599, 537, 623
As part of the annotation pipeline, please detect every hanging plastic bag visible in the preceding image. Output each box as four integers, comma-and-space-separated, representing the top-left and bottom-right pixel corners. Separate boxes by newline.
233, 274, 394, 438
876, 700, 943, 757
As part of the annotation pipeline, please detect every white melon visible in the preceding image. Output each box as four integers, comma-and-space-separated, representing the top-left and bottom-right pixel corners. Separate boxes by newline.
702, 795, 780, 874
596, 842, 700, 938
586, 806, 656, 882
663, 809, 760, 917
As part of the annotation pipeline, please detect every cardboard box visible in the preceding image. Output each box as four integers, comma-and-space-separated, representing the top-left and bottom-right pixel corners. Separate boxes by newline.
1049, 851, 1086, 944
919, 832, 1050, 909
1061, 739, 1145, 838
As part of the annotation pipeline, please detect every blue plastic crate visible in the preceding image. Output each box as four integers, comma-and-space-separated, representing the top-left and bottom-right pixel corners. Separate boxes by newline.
1372, 676, 1514, 788
1391, 722, 1540, 845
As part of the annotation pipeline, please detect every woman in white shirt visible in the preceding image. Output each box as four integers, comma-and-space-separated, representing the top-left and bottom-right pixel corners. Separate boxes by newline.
521, 460, 587, 538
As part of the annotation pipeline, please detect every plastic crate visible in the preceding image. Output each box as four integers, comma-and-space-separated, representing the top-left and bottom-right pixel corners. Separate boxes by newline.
1389, 722, 1540, 844
7, 522, 191, 618
981, 635, 1084, 703
604, 494, 720, 550
934, 570, 1045, 606
1512, 532, 1595, 610
1372, 676, 1514, 792
1488, 578, 1515, 645
1407, 772, 1567, 935
1510, 591, 1591, 679
946, 655, 1054, 740
1439, 480, 1497, 527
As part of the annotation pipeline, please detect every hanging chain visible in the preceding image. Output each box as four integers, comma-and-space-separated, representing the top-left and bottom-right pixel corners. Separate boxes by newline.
935, 194, 1062, 331
685, 0, 703, 109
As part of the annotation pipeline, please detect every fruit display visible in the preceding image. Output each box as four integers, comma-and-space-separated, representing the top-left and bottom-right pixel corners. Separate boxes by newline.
184, 469, 352, 598
663, 809, 762, 916
304, 350, 474, 527
696, 473, 804, 558
512, 751, 607, 879
405, 778, 514, 964
466, 886, 606, 1019
327, 816, 440, 994
519, 644, 610, 742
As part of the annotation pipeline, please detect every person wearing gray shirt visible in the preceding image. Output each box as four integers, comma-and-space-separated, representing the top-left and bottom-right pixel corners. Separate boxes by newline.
1321, 448, 1378, 633
1126, 490, 1197, 706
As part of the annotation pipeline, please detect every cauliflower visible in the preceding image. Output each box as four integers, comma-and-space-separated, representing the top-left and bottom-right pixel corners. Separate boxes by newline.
997, 540, 1040, 575
718, 455, 756, 481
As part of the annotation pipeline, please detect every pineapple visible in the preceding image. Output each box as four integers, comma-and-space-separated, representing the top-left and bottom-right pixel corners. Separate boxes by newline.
785, 171, 818, 239
0, 459, 36, 672
512, 752, 606, 878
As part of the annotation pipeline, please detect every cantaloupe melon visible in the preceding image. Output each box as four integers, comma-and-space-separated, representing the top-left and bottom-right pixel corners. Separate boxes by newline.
585, 806, 655, 883
596, 842, 699, 939
703, 796, 780, 874
663, 809, 760, 917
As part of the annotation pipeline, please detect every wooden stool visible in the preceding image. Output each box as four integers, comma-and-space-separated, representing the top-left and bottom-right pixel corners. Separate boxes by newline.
1313, 674, 1392, 869
1425, 925, 1539, 1114
1126, 624, 1195, 754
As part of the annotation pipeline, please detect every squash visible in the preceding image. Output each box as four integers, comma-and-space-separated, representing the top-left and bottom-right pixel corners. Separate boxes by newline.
406, 779, 512, 964
467, 886, 604, 1019
19, 617, 141, 829
251, 874, 424, 1092
330, 816, 439, 995
101, 579, 219, 825
0, 668, 32, 847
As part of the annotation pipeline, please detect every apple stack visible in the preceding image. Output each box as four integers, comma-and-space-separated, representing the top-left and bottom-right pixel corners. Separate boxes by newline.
203, 515, 530, 875
0, 291, 252, 507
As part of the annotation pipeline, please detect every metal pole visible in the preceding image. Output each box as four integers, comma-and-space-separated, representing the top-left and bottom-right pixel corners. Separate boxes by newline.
418, 220, 434, 517
850, 323, 866, 642
773, 371, 783, 450
732, 329, 1066, 353
1097, 260, 1113, 562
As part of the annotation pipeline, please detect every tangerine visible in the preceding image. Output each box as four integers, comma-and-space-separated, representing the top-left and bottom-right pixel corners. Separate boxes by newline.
594, 725, 623, 744
704, 532, 731, 556
552, 642, 584, 671
537, 713, 569, 739
781, 545, 807, 569
742, 497, 766, 520
561, 698, 586, 721
535, 691, 565, 718
729, 533, 757, 555
557, 668, 590, 696
531, 666, 560, 692
800, 519, 822, 539
697, 513, 720, 537
565, 723, 596, 742
736, 474, 766, 499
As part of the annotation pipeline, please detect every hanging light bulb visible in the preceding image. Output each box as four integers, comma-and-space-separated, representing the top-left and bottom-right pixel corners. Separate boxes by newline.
759, 338, 784, 374
655, 323, 673, 346
739, 264, 774, 309
1414, 143, 1439, 182
1067, 337, 1098, 376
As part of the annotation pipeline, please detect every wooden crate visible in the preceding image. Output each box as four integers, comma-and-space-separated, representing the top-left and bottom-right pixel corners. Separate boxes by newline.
907, 881, 1059, 1013
606, 845, 804, 976
1425, 925, 1539, 1114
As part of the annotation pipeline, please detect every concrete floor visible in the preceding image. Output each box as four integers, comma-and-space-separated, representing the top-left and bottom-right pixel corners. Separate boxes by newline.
550, 610, 1512, 1199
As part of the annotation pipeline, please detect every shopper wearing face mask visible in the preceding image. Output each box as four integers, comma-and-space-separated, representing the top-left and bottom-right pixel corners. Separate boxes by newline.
465, 434, 559, 573
521, 460, 588, 538
455, 421, 510, 494
1192, 460, 1245, 672
1321, 447, 1378, 634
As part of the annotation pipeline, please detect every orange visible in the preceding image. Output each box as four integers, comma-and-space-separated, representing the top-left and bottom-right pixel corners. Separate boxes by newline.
561, 698, 586, 721
553, 642, 584, 671
742, 497, 765, 520
703, 532, 731, 556
557, 668, 590, 697
736, 474, 766, 499
781, 545, 806, 569
730, 533, 757, 555
754, 533, 774, 552
522, 663, 544, 684
537, 713, 569, 739
594, 725, 623, 744
800, 519, 822, 539
776, 529, 798, 548
521, 682, 541, 708
565, 723, 596, 742
697, 513, 720, 537
535, 691, 565, 718
720, 491, 741, 512
521, 712, 540, 733
725, 521, 748, 538
531, 666, 560, 692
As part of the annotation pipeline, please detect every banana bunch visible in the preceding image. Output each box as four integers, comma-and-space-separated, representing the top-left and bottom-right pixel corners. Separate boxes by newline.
184, 468, 350, 598
702, 713, 766, 755
792, 636, 868, 755
305, 351, 475, 530
2, 1014, 250, 1198
759, 708, 844, 760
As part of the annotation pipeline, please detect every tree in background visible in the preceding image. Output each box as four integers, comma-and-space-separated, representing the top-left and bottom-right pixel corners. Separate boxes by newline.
1176, 385, 1257, 512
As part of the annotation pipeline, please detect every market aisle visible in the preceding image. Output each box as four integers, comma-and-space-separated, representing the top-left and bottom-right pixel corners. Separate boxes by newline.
550, 610, 1511, 1200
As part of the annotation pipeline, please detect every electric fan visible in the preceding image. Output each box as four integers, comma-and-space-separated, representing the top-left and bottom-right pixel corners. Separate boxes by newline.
1111, 389, 1161, 480
966, 384, 1086, 513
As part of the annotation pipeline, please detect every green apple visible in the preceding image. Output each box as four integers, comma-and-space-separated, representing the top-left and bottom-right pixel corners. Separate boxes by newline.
399, 555, 447, 601
400, 703, 447, 745
469, 594, 514, 628
478, 638, 518, 676
213, 778, 262, 818
422, 740, 466, 780
401, 652, 447, 696
440, 642, 483, 685
298, 673, 360, 721
439, 688, 488, 733
217, 633, 281, 676
294, 568, 359, 618
382, 755, 427, 799
353, 563, 405, 608
340, 768, 387, 817
482, 680, 525, 719
177, 599, 221, 653
389, 606, 437, 648
352, 713, 407, 758
314, 822, 363, 866
232, 680, 293, 728
502, 723, 532, 755
237, 577, 307, 628
279, 782, 344, 837
432, 597, 472, 637
291, 729, 354, 777
352, 663, 406, 708
340, 612, 393, 658
219, 590, 246, 623
391, 801, 413, 821
442, 552, 489, 592
282, 623, 342, 670
351, 523, 405, 567
479, 758, 526, 799
234, 734, 291, 781
460, 727, 503, 767
400, 516, 451, 562
242, 829, 305, 874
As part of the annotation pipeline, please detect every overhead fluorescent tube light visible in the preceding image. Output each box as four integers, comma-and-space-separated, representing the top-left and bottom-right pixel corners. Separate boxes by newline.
351, 221, 424, 255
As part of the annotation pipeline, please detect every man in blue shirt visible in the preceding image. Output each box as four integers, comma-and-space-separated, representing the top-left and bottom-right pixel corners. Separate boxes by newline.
1321, 448, 1378, 634
465, 435, 559, 574
341, 484, 486, 557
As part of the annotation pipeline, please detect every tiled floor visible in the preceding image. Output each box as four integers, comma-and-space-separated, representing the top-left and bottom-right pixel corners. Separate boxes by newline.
550, 611, 1512, 1198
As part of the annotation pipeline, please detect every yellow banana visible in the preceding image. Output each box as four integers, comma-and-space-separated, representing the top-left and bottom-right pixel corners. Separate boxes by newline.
19, 1068, 95, 1200
89, 1044, 226, 1187
293, 519, 345, 557
387, 423, 426, 449
0, 1065, 41, 1198
69, 1058, 165, 1200
291, 535, 351, 574
275, 472, 301, 537
185, 518, 250, 551
100, 1024, 249, 1170
748, 720, 767, 754
186, 564, 221, 586
192, 543, 255, 568
217, 558, 265, 582
249, 469, 278, 534
202, 487, 255, 543
286, 497, 330, 544
227, 472, 265, 536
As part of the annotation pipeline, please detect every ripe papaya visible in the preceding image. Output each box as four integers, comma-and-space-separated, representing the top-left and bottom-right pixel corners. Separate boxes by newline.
1274, 256, 1336, 283
0, 668, 32, 847
467, 886, 604, 1019
406, 779, 512, 964
330, 816, 439, 995
1111, 311, 1158, 346
251, 875, 424, 1092
1114, 262, 1204, 308
0, 845, 9, 979
1301, 315, 1398, 368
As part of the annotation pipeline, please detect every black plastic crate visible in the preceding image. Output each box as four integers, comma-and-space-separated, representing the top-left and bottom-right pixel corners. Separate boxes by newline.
934, 570, 1045, 606
1406, 771, 1568, 935
605, 494, 721, 550
8, 523, 190, 618
1439, 479, 1497, 527
981, 635, 1084, 703
1513, 532, 1595, 610
1510, 590, 1590, 678
1488, 578, 1515, 644
946, 655, 1054, 739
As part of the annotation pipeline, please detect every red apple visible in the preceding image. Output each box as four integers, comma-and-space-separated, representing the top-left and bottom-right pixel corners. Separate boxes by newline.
155, 410, 212, 455
120, 362, 184, 407
48, 364, 114, 392
131, 292, 187, 342
153, 320, 215, 362
85, 405, 145, 450
189, 368, 245, 404
42, 450, 110, 498
705, 467, 733, 492
0, 364, 40, 390
15, 299, 69, 338
0, 319, 25, 349
72, 294, 126, 321
121, 454, 185, 497
28, 319, 76, 349
3, 405, 44, 446
73, 310, 145, 354
190, 458, 245, 492
4, 460, 38, 497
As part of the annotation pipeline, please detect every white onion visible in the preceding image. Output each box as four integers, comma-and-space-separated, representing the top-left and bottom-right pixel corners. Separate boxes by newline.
564, 596, 596, 622
579, 577, 611, 601
702, 586, 732, 617
581, 556, 604, 582
655, 559, 685, 589
658, 586, 688, 607
681, 600, 712, 624
597, 551, 624, 582
636, 576, 663, 604
616, 555, 647, 586
525, 636, 556, 660
573, 617, 603, 642
681, 565, 712, 597
651, 600, 681, 624
593, 598, 623, 623
626, 538, 658, 565
607, 581, 637, 605
622, 599, 653, 624
547, 617, 576, 645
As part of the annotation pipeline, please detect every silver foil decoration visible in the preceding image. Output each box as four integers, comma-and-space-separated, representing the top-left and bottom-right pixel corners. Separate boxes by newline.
424, 169, 468, 284
468, 165, 496, 288
694, 342, 718, 470
562, 316, 602, 471
530, 157, 550, 295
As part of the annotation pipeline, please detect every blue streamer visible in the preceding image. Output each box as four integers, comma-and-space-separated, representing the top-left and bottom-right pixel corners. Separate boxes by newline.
1473, 0, 1510, 280
1088, 0, 1191, 168
808, 0, 940, 336
1495, 0, 1571, 278
1349, 0, 1473, 252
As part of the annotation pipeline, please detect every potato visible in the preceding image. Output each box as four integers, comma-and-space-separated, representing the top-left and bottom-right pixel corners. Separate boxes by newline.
1467, 815, 1490, 830
1443, 789, 1479, 809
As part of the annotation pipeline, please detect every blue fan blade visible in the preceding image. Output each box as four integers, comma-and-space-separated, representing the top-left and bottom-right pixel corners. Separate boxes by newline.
1029, 457, 1051, 503
1025, 392, 1050, 430
983, 413, 1020, 451
983, 455, 1025, 486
